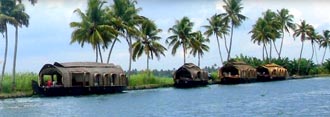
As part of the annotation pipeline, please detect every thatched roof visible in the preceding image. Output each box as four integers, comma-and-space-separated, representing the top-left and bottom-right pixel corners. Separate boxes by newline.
258, 63, 286, 71
222, 61, 256, 70
175, 63, 203, 75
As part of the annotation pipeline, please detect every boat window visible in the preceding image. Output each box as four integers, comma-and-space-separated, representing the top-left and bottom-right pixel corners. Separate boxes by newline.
176, 69, 191, 79
72, 73, 86, 87
111, 74, 117, 86
94, 74, 101, 86
103, 74, 109, 86
121, 74, 126, 86
41, 74, 63, 87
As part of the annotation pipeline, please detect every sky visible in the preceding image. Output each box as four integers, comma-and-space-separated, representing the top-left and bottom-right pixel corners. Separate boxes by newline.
0, 0, 330, 73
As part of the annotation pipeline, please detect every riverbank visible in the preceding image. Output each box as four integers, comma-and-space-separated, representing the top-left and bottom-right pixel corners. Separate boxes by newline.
1, 74, 330, 99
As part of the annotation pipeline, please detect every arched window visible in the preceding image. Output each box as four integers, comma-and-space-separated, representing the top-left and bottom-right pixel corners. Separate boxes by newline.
94, 73, 101, 86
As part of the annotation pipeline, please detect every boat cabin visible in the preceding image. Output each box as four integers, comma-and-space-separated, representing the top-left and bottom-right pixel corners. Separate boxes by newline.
173, 63, 209, 87
33, 62, 127, 96
219, 61, 257, 83
256, 63, 288, 81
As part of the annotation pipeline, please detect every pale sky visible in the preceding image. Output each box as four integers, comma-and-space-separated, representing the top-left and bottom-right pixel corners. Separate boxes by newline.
1, 0, 330, 73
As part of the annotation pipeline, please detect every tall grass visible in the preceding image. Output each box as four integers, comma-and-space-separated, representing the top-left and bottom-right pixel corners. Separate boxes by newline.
129, 71, 173, 87
1, 72, 38, 93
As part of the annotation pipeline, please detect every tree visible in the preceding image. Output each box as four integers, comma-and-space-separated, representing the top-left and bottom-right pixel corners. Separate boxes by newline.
70, 0, 117, 63
11, 2, 29, 91
0, 0, 17, 92
293, 20, 313, 75
203, 14, 229, 64
111, 0, 141, 79
166, 16, 194, 64
276, 8, 295, 58
306, 27, 321, 64
190, 31, 210, 67
320, 30, 330, 64
221, 0, 247, 61
262, 10, 281, 61
132, 18, 166, 78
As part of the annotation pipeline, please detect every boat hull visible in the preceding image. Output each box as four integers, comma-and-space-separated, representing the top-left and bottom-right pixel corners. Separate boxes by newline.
220, 77, 257, 84
32, 80, 126, 96
173, 79, 208, 88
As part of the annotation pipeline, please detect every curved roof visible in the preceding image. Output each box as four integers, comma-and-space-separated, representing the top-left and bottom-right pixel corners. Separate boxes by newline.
258, 63, 287, 71
222, 61, 256, 70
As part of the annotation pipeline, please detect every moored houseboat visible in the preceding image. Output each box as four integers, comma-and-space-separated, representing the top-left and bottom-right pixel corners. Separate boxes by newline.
219, 61, 257, 84
173, 63, 209, 87
256, 63, 288, 81
32, 62, 128, 96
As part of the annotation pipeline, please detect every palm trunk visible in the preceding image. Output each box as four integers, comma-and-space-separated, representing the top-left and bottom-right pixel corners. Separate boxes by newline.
95, 46, 98, 63
322, 47, 327, 64
147, 54, 150, 78
127, 34, 133, 79
198, 53, 201, 67
107, 39, 117, 64
12, 26, 18, 92
298, 41, 304, 75
306, 43, 314, 74
0, 25, 8, 92
215, 35, 224, 64
98, 44, 103, 63
269, 41, 272, 63
223, 35, 229, 54
314, 44, 319, 64
273, 40, 280, 59
262, 44, 265, 61
279, 29, 285, 58
264, 43, 268, 61
183, 40, 186, 64
227, 23, 234, 61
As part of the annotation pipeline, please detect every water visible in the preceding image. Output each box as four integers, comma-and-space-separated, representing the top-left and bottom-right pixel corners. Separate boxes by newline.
1, 77, 330, 116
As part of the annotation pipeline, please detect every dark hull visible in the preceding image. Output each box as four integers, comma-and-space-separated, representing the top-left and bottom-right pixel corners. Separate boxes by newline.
257, 76, 286, 82
174, 79, 208, 88
32, 81, 125, 96
220, 77, 257, 84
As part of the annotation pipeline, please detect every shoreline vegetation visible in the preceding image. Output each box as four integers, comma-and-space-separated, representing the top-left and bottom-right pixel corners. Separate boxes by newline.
1, 56, 330, 99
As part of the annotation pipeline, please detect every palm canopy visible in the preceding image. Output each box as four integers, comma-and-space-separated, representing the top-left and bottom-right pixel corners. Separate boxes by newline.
221, 0, 247, 27
166, 16, 194, 55
70, 0, 117, 49
190, 31, 210, 59
293, 20, 313, 42
203, 14, 229, 38
320, 30, 330, 49
277, 8, 295, 34
11, 3, 29, 28
132, 18, 166, 61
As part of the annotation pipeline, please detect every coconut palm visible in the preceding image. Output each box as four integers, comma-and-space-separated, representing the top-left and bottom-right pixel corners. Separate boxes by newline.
11, 2, 29, 91
307, 27, 322, 64
0, 0, 17, 91
70, 0, 117, 63
221, 0, 247, 61
293, 20, 313, 75
320, 30, 330, 64
190, 31, 210, 67
111, 0, 141, 79
262, 10, 281, 60
166, 16, 194, 64
250, 18, 271, 61
203, 14, 229, 64
276, 8, 295, 58
132, 18, 166, 77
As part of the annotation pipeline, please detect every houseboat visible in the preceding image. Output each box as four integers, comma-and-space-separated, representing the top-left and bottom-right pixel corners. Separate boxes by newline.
219, 61, 257, 84
32, 62, 128, 96
256, 63, 288, 81
173, 63, 209, 87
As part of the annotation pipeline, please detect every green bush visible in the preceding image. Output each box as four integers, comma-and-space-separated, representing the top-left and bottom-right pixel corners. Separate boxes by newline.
129, 71, 173, 87
0, 72, 38, 93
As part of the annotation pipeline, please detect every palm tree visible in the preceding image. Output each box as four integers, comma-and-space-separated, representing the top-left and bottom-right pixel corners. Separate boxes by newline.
250, 18, 270, 61
190, 31, 210, 67
70, 0, 117, 63
166, 16, 194, 64
11, 2, 29, 91
132, 18, 166, 77
293, 20, 313, 75
0, 0, 17, 92
203, 14, 229, 64
262, 10, 281, 61
221, 0, 247, 61
320, 30, 330, 64
307, 27, 321, 64
111, 0, 141, 79
276, 8, 295, 58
